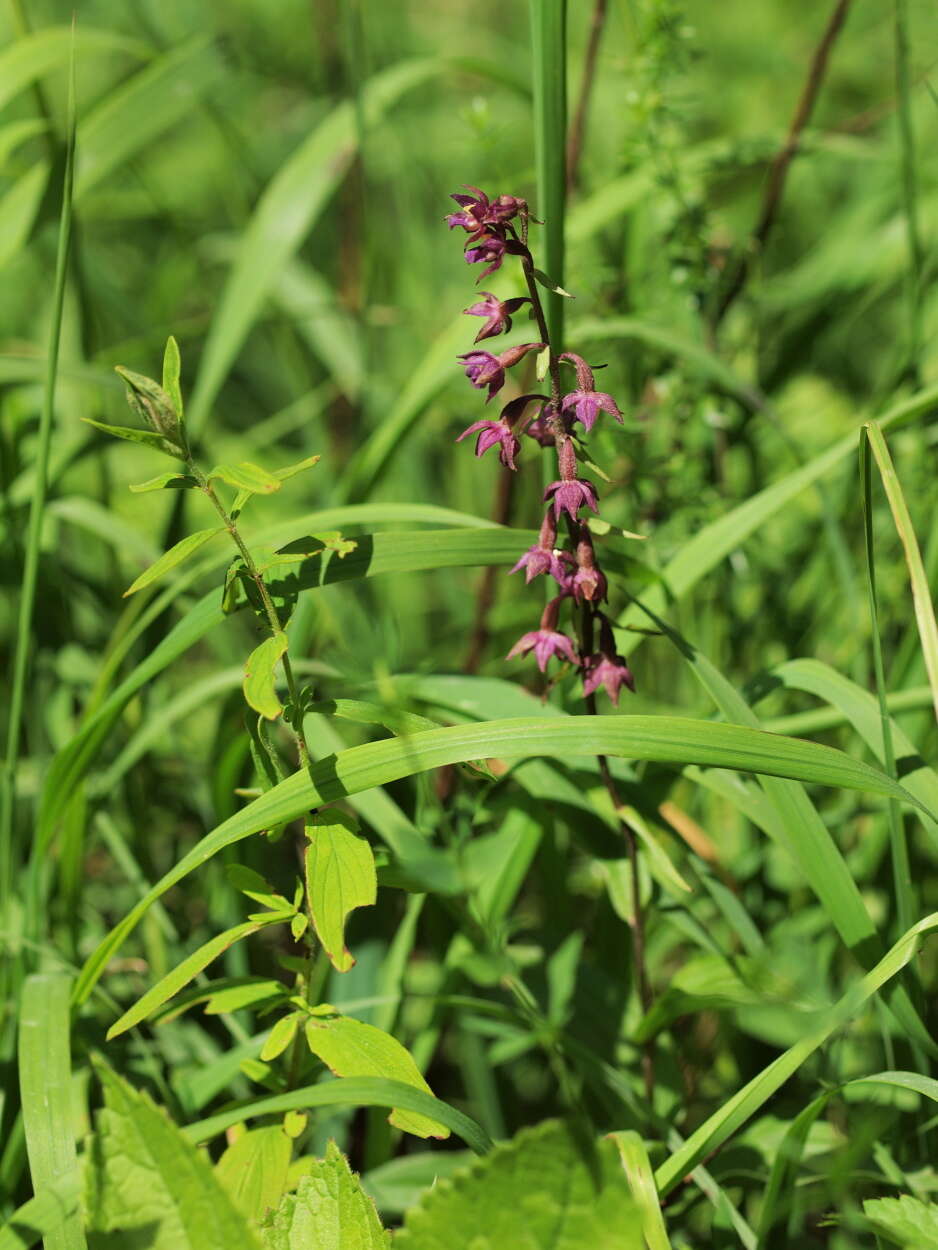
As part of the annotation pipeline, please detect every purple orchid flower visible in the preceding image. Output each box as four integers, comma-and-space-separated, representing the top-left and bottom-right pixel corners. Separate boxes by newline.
582, 652, 635, 704
507, 595, 578, 672
446, 187, 525, 236
463, 232, 508, 281
561, 388, 623, 434
570, 533, 607, 602
511, 510, 574, 586
463, 292, 531, 343
456, 417, 521, 470
544, 477, 600, 520
457, 344, 545, 402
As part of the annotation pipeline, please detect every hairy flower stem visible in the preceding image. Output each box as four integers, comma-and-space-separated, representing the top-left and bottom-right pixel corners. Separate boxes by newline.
192, 465, 311, 772
522, 239, 655, 1097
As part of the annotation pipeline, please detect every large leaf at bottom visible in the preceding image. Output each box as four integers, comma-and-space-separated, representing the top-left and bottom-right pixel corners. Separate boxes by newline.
75, 715, 930, 1006
261, 1142, 387, 1249
395, 1120, 641, 1249
85, 1065, 259, 1249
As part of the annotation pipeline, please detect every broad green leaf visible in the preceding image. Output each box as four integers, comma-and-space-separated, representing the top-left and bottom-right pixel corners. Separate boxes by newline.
81, 416, 177, 454
609, 1132, 672, 1250
303, 1012, 449, 1139
359, 1152, 472, 1218
260, 1141, 387, 1250
864, 1195, 938, 1248
123, 527, 225, 597
85, 1065, 260, 1249
261, 1015, 300, 1063
107, 919, 266, 1038
75, 40, 225, 198
244, 632, 289, 720
75, 714, 933, 1007
304, 811, 377, 972
227, 865, 293, 912
18, 975, 84, 1250
0, 26, 146, 114
864, 422, 938, 722
210, 462, 282, 495
129, 471, 198, 492
188, 57, 445, 434
0, 163, 48, 270
395, 1120, 642, 1249
162, 335, 184, 423
216, 1127, 292, 1227
183, 1078, 492, 1156
0, 1174, 80, 1250
655, 912, 938, 1195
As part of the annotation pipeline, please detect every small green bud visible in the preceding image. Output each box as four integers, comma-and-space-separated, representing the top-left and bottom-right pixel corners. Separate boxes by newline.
114, 365, 186, 454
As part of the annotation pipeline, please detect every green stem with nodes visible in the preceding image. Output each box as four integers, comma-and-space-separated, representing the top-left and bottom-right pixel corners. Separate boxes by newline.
188, 462, 311, 772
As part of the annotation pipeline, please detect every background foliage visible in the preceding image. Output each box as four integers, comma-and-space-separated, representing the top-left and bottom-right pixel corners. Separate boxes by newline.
2, 0, 938, 1246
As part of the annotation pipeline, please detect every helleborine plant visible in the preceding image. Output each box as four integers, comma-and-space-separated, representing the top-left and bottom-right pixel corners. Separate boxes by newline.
92, 338, 450, 1140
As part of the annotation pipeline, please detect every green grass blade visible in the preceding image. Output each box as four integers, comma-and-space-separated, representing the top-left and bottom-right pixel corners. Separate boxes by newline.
0, 1174, 81, 1250
187, 58, 443, 435
18, 974, 85, 1250
610, 1131, 672, 1249
864, 422, 938, 723
0, 38, 74, 921
0, 26, 146, 114
74, 715, 930, 1006
181, 1076, 493, 1155
655, 912, 938, 1196
529, 0, 567, 346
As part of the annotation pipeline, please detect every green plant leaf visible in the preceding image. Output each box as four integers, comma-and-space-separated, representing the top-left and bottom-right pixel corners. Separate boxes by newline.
260, 1015, 300, 1063
531, 267, 575, 298
107, 919, 268, 1038
215, 1127, 292, 1228
303, 1011, 449, 1139
81, 417, 177, 454
183, 1077, 492, 1155
244, 632, 289, 720
655, 912, 938, 1195
85, 1064, 261, 1248
863, 1195, 938, 1248
304, 811, 377, 972
74, 714, 932, 1007
162, 335, 184, 422
209, 462, 282, 495
129, 471, 198, 493
609, 1132, 672, 1250
0, 1174, 80, 1250
260, 1141, 388, 1249
123, 527, 226, 597
18, 974, 84, 1250
0, 163, 48, 271
0, 26, 146, 114
395, 1120, 642, 1249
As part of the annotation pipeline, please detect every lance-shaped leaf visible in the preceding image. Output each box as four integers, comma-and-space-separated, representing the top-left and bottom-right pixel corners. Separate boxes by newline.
260, 1141, 388, 1250
123, 527, 225, 597
210, 462, 282, 495
304, 812, 377, 972
244, 632, 289, 720
162, 335, 184, 424
107, 919, 272, 1038
129, 470, 198, 493
232, 455, 321, 514
303, 1011, 449, 1140
82, 416, 178, 456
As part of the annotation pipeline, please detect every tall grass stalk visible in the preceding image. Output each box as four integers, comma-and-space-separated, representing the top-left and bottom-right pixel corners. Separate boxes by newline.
0, 44, 75, 931
529, 0, 567, 349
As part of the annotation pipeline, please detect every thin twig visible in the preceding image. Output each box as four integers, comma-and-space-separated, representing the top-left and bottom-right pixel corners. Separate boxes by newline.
712, 0, 854, 329
566, 0, 609, 191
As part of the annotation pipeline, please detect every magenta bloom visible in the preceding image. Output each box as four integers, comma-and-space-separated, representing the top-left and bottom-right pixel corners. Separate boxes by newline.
583, 652, 635, 704
544, 476, 599, 520
446, 187, 524, 236
510, 511, 572, 585
464, 292, 530, 343
458, 350, 505, 401
456, 418, 521, 470
507, 629, 577, 673
463, 233, 508, 281
561, 389, 623, 433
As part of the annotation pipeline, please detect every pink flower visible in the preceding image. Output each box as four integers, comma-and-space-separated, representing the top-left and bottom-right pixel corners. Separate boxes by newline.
507, 629, 577, 673
543, 477, 599, 520
458, 350, 505, 401
570, 534, 607, 602
463, 232, 508, 281
456, 418, 521, 470
561, 389, 623, 433
463, 292, 530, 343
446, 186, 525, 237
510, 510, 573, 586
582, 652, 635, 704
